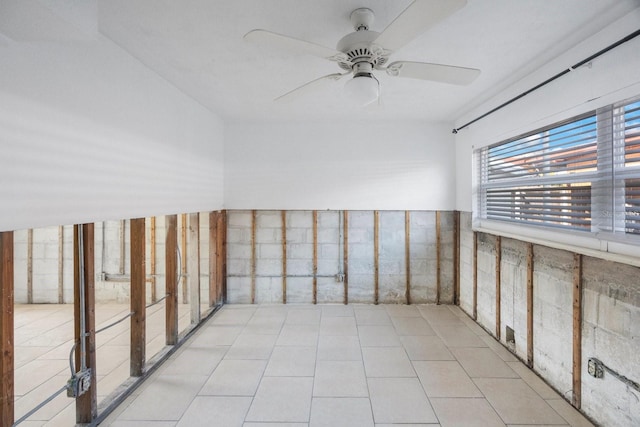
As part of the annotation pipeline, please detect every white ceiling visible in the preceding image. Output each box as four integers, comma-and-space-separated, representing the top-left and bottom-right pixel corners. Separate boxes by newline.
37, 1, 640, 122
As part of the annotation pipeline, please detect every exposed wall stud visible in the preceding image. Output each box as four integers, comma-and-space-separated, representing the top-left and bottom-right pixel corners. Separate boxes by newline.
343, 210, 349, 305
374, 210, 379, 305
130, 218, 146, 377
572, 252, 583, 409
180, 214, 187, 304
165, 215, 178, 345
473, 231, 478, 320
73, 224, 97, 423
58, 226, 64, 304
312, 210, 318, 305
527, 242, 534, 368
119, 220, 125, 275
150, 217, 157, 303
495, 236, 502, 340
281, 210, 287, 304
216, 212, 227, 303
436, 211, 441, 305
188, 213, 201, 323
0, 231, 14, 426
454, 211, 460, 305
209, 212, 218, 307
251, 210, 257, 304
27, 229, 33, 304
405, 211, 411, 305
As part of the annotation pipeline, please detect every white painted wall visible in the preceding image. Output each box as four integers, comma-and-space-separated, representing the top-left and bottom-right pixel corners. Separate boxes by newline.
0, 2, 224, 232
225, 121, 455, 210
454, 8, 640, 212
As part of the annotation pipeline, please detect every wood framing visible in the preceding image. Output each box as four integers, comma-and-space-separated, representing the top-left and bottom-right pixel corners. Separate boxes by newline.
312, 210, 318, 305
405, 211, 411, 305
527, 242, 534, 368
572, 253, 583, 409
343, 210, 349, 305
73, 224, 97, 423
119, 220, 125, 275
281, 210, 287, 304
251, 210, 257, 304
208, 212, 218, 307
150, 217, 157, 302
216, 211, 227, 303
473, 231, 478, 320
165, 215, 178, 345
58, 226, 64, 304
453, 212, 459, 304
0, 231, 14, 426
180, 214, 188, 304
188, 213, 201, 323
374, 210, 379, 305
27, 228, 33, 304
495, 236, 502, 340
130, 218, 146, 377
436, 211, 441, 305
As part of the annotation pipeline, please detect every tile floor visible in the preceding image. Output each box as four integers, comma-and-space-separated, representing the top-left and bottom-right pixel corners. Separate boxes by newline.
14, 302, 193, 426
102, 304, 595, 427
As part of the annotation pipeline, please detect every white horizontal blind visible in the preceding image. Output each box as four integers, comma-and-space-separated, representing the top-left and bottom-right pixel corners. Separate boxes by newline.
478, 112, 598, 231
476, 94, 640, 240
621, 99, 640, 235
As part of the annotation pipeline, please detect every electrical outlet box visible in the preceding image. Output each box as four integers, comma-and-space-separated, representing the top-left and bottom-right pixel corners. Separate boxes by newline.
335, 274, 345, 282
587, 358, 604, 378
67, 369, 92, 397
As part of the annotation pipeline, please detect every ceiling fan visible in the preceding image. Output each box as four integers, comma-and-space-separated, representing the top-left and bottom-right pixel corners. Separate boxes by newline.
244, 0, 480, 106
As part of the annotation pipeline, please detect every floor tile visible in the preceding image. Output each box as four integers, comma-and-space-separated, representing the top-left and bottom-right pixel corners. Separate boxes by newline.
320, 316, 357, 336
276, 324, 319, 346
108, 422, 177, 427
362, 347, 415, 377
243, 318, 284, 335
391, 317, 435, 336
210, 308, 255, 325
479, 335, 518, 362
310, 397, 374, 427
225, 334, 277, 360
354, 308, 392, 325
506, 361, 559, 399
419, 305, 463, 325
451, 347, 518, 378
189, 326, 243, 347
546, 398, 595, 426
244, 424, 307, 427
245, 377, 313, 422
313, 361, 368, 397
265, 346, 316, 376
430, 323, 487, 347
176, 396, 251, 427
368, 378, 438, 424
431, 398, 506, 427
286, 308, 321, 325
358, 325, 401, 347
162, 346, 227, 375
413, 361, 482, 397
385, 304, 421, 317
118, 375, 209, 421
474, 378, 567, 425
317, 335, 362, 361
200, 359, 266, 396
320, 305, 354, 317
400, 336, 454, 361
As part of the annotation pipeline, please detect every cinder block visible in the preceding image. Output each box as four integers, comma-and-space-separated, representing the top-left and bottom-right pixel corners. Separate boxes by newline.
227, 259, 251, 276
256, 259, 282, 276
256, 228, 279, 243
287, 259, 313, 276
226, 277, 252, 303
320, 244, 339, 260
349, 259, 374, 275
226, 228, 248, 244
256, 277, 283, 303
317, 277, 344, 303
257, 211, 283, 228
348, 228, 372, 244
287, 211, 312, 228
379, 260, 402, 275
287, 243, 313, 259
379, 211, 405, 228
286, 277, 313, 303
410, 211, 436, 228
349, 211, 373, 228
228, 243, 251, 259
318, 228, 339, 244
348, 274, 375, 303
285, 228, 307, 244
350, 243, 373, 260
318, 211, 340, 228
259, 243, 283, 259
227, 211, 252, 227
317, 258, 339, 276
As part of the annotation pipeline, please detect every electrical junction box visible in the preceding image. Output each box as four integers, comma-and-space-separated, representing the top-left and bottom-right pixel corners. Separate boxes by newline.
67, 369, 92, 398
587, 358, 604, 378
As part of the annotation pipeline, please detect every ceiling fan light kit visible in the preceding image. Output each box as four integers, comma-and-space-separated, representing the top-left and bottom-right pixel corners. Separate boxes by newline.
244, 0, 479, 106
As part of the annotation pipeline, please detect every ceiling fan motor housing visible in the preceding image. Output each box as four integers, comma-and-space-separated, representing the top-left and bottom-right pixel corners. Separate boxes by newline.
336, 30, 388, 71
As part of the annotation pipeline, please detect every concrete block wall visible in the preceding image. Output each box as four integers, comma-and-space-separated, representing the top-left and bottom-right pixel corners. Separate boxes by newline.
458, 211, 640, 426
12, 213, 213, 305
226, 209, 455, 305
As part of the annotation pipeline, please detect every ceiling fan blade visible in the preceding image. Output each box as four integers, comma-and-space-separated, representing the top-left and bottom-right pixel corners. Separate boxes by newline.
373, 0, 467, 53
275, 73, 349, 103
386, 61, 480, 85
244, 29, 348, 62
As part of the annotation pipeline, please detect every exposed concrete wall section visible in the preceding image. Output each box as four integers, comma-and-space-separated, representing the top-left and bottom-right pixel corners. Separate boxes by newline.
458, 210, 640, 427
226, 209, 454, 305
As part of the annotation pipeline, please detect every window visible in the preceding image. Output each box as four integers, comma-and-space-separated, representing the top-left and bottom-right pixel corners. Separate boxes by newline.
476, 95, 640, 242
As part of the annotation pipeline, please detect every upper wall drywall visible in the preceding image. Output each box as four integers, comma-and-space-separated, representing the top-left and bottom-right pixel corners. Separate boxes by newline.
454, 8, 640, 212
0, 3, 224, 232
224, 121, 455, 210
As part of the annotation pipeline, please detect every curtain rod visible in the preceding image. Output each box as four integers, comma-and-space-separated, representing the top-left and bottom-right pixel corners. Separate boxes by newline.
452, 27, 640, 134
